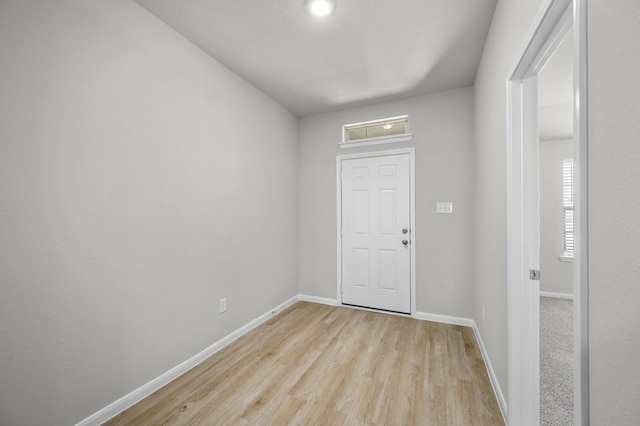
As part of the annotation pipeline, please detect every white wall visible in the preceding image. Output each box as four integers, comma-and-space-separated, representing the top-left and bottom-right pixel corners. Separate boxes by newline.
0, 1, 298, 425
298, 87, 476, 318
588, 0, 640, 423
540, 139, 573, 295
539, 103, 573, 142
472, 0, 545, 394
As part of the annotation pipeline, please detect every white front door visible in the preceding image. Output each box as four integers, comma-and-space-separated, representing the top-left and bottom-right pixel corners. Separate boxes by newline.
340, 153, 411, 313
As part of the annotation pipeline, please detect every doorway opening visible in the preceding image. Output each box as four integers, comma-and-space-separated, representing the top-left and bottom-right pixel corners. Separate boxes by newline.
538, 27, 574, 424
506, 0, 588, 425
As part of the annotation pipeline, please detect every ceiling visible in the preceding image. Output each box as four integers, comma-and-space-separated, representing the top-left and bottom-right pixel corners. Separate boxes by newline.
133, 0, 498, 116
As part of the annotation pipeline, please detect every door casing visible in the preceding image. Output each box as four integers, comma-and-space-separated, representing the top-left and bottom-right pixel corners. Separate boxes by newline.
336, 148, 416, 316
506, 0, 589, 424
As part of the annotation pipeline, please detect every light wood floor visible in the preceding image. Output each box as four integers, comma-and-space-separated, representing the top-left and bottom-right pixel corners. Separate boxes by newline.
105, 302, 504, 425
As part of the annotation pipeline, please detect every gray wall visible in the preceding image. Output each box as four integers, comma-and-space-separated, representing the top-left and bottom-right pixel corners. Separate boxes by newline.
475, 0, 640, 421
3, 0, 639, 424
298, 87, 476, 318
588, 0, 640, 423
0, 1, 298, 425
540, 139, 573, 295
472, 0, 543, 393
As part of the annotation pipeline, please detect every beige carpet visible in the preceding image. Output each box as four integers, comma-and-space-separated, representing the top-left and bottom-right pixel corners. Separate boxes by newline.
540, 296, 574, 425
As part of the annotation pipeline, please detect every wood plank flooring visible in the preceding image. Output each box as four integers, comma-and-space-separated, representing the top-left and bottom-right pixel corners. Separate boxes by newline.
104, 302, 504, 425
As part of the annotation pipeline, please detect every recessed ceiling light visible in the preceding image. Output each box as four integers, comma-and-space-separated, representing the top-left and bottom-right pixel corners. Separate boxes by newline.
304, 0, 336, 17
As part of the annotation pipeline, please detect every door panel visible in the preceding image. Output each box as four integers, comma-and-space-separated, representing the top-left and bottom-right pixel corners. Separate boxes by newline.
353, 190, 369, 235
378, 189, 397, 236
341, 154, 411, 313
353, 248, 369, 288
378, 250, 397, 291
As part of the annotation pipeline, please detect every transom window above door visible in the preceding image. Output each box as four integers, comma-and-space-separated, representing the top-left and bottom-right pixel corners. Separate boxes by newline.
340, 116, 413, 148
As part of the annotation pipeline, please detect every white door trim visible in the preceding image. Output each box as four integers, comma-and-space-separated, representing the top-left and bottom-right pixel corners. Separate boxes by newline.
336, 148, 416, 316
572, 2, 590, 424
506, 0, 589, 425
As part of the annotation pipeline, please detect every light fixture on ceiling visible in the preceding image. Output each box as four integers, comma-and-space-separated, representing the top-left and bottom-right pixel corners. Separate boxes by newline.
304, 0, 336, 17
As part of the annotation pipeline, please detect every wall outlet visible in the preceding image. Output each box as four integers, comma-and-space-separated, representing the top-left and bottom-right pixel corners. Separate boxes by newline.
219, 298, 227, 314
481, 304, 486, 321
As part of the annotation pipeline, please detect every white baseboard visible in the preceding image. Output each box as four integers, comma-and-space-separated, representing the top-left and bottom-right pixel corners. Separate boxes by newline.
297, 294, 339, 306
300, 298, 476, 328
413, 311, 474, 327
298, 298, 475, 329
471, 321, 508, 423
540, 291, 573, 300
75, 295, 299, 426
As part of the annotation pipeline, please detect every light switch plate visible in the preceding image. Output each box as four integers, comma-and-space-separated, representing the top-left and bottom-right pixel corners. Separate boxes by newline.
436, 202, 453, 214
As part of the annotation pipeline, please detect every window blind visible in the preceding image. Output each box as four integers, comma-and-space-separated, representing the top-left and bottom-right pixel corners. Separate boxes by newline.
563, 159, 575, 255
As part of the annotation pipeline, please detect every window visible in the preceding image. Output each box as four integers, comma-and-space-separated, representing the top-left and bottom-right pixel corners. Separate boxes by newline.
340, 115, 413, 148
562, 158, 574, 260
